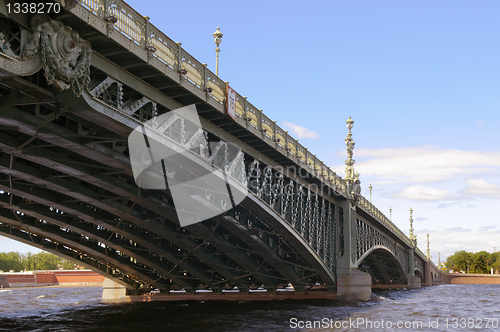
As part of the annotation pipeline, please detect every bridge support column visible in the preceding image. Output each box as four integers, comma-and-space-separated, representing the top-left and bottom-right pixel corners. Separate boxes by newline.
335, 199, 372, 301
407, 276, 421, 288
406, 248, 421, 289
102, 278, 131, 303
424, 261, 433, 287
337, 269, 372, 301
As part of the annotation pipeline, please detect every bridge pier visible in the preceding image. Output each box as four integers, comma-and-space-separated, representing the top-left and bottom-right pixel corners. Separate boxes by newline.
407, 276, 421, 289
335, 200, 372, 301
336, 269, 372, 301
406, 248, 421, 288
424, 260, 443, 286
102, 278, 131, 303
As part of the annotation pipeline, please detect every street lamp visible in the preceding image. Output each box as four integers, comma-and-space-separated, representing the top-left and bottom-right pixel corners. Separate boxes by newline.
213, 27, 223, 76
409, 207, 416, 246
369, 184, 372, 203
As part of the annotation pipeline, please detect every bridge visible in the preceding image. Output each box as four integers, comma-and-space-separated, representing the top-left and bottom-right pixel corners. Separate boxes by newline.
0, 0, 439, 301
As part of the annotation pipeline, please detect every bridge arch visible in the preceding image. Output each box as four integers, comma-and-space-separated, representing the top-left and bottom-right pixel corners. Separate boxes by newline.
357, 246, 407, 285
415, 268, 423, 280
0, 3, 430, 299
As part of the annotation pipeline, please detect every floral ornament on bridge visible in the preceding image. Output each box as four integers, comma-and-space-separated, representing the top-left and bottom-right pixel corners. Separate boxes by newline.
23, 14, 92, 97
344, 117, 361, 199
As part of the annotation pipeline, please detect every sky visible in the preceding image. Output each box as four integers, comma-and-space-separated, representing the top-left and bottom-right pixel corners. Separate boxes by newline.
2, 0, 500, 264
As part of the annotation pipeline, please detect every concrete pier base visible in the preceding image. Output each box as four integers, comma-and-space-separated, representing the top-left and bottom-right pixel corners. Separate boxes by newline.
407, 277, 421, 289
336, 270, 372, 301
102, 278, 130, 303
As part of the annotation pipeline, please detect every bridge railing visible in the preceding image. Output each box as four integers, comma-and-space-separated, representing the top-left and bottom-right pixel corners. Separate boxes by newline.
77, 0, 347, 195
356, 195, 413, 247
415, 247, 426, 260
356, 195, 427, 260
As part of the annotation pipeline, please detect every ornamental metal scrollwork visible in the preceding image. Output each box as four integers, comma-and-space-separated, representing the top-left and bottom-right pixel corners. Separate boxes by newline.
354, 218, 409, 273
24, 14, 92, 96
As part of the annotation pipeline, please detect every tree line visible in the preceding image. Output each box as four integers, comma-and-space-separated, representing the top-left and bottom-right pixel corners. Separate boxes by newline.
0, 251, 75, 272
445, 250, 500, 274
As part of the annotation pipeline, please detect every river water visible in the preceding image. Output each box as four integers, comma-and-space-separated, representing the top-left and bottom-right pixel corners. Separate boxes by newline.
0, 284, 498, 331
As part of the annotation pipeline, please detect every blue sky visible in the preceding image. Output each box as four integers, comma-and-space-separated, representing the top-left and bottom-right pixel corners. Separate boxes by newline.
3, 0, 500, 263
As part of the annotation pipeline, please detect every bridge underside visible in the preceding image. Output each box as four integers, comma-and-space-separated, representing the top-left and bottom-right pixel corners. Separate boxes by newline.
0, 2, 429, 299
0, 66, 336, 296
359, 248, 406, 285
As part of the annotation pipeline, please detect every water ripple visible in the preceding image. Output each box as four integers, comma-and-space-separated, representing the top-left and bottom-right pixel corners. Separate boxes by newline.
0, 284, 499, 331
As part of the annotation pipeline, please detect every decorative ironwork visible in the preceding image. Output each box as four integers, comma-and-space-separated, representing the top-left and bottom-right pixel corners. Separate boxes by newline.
354, 218, 409, 275
338, 208, 344, 257
0, 0, 436, 292
416, 259, 425, 276
23, 15, 92, 96
409, 207, 416, 246
77, 63, 424, 283
356, 195, 413, 247
344, 117, 356, 181
63, 0, 346, 200
243, 158, 337, 273
426, 233, 430, 259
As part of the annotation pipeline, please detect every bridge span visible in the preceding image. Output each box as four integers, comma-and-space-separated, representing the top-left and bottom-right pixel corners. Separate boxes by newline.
0, 0, 433, 301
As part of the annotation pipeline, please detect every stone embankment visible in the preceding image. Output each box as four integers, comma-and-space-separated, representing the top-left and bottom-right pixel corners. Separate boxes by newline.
0, 270, 104, 288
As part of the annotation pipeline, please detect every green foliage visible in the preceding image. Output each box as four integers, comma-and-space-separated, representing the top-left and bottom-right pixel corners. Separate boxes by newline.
0, 252, 24, 272
471, 251, 489, 273
445, 250, 472, 272
445, 250, 500, 274
492, 254, 500, 271
0, 251, 75, 272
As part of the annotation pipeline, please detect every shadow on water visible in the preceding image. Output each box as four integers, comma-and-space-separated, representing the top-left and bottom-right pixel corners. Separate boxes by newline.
0, 284, 499, 331
0, 286, 426, 332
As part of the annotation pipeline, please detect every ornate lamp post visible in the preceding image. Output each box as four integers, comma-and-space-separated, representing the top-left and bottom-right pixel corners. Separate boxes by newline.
369, 184, 372, 203
344, 117, 360, 198
344, 117, 355, 181
389, 207, 392, 221
213, 27, 223, 76
409, 207, 416, 246
426, 233, 430, 259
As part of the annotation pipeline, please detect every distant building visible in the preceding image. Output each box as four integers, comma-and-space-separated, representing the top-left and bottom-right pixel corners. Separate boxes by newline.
0, 270, 104, 288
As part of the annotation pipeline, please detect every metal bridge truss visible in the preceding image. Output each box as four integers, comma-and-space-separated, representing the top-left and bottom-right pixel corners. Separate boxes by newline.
0, 66, 340, 294
353, 218, 409, 283
0, 2, 428, 293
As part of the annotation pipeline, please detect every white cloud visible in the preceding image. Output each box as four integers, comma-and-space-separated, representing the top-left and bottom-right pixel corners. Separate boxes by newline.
348, 146, 500, 183
373, 180, 399, 186
476, 120, 485, 126
416, 227, 500, 262
462, 178, 500, 199
394, 185, 453, 201
281, 121, 320, 139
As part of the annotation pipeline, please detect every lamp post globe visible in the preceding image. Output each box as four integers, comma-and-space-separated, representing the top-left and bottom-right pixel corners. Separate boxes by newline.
213, 27, 223, 76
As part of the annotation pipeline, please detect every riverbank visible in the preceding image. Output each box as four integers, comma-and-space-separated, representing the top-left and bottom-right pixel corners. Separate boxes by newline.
441, 273, 500, 284
0, 270, 104, 288
2, 284, 104, 290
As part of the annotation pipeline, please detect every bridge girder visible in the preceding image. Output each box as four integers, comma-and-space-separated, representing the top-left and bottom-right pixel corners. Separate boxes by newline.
0, 3, 429, 296
0, 103, 327, 290
0, 194, 208, 289
0, 206, 176, 289
0, 221, 143, 291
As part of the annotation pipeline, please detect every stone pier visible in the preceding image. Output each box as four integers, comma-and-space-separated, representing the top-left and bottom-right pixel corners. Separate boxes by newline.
102, 278, 131, 303
407, 276, 421, 289
336, 269, 372, 301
